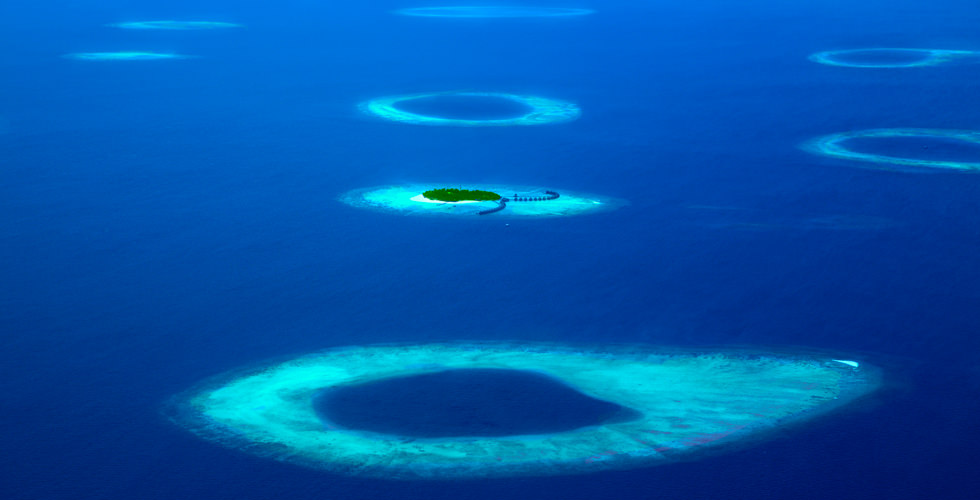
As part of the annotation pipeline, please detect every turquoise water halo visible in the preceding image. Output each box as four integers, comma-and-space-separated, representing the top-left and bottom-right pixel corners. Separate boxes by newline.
63, 52, 188, 61
340, 184, 623, 217
167, 342, 879, 479
808, 48, 980, 68
805, 129, 980, 172
395, 6, 595, 18
109, 21, 243, 30
361, 91, 580, 126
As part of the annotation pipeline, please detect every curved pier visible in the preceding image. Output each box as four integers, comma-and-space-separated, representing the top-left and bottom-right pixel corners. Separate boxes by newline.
510, 190, 560, 202
478, 198, 509, 215
479, 191, 560, 215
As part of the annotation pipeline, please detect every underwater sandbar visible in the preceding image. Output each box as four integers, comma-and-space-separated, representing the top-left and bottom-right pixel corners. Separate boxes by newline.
340, 184, 623, 217
169, 342, 879, 479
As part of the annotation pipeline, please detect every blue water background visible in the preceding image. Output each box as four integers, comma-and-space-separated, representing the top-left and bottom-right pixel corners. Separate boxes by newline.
2, 0, 979, 498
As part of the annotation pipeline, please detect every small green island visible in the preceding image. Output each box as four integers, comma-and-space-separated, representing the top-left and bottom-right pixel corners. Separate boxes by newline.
423, 188, 501, 202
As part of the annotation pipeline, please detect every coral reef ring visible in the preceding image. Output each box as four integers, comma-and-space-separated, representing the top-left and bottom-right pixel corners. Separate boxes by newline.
808, 48, 979, 68
805, 128, 980, 172
360, 91, 580, 126
169, 342, 879, 479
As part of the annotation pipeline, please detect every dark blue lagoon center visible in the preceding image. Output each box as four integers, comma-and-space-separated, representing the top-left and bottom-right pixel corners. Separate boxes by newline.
830, 49, 938, 65
391, 95, 535, 120
844, 135, 980, 163
313, 369, 640, 437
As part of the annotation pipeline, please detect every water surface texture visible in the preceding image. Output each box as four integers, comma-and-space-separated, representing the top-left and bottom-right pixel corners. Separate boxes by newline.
2, 0, 979, 498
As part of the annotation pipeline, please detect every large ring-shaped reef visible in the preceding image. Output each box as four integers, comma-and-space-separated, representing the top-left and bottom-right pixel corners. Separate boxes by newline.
168, 342, 879, 479
395, 6, 595, 18
339, 184, 623, 217
808, 48, 980, 68
804, 128, 980, 172
63, 52, 188, 61
109, 21, 243, 30
360, 91, 580, 126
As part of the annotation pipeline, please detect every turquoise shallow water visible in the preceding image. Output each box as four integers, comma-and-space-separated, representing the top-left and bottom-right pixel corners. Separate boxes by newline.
1, 0, 979, 498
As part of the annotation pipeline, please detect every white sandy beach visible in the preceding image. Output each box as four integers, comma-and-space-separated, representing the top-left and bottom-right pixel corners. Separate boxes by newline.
409, 194, 483, 204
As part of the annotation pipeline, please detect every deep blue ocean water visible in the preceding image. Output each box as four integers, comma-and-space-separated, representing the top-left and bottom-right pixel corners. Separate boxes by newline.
2, 1, 979, 498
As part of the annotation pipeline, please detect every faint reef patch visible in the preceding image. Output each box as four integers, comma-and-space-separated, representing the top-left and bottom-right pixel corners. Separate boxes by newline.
108, 21, 243, 30
63, 51, 190, 61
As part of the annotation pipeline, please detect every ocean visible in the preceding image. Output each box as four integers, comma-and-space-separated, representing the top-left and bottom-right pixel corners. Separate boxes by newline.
2, 0, 979, 498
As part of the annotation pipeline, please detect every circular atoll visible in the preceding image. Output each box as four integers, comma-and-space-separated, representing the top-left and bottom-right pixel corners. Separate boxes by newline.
395, 6, 595, 18
63, 51, 188, 61
339, 184, 623, 217
167, 342, 880, 479
360, 91, 580, 127
808, 48, 980, 68
109, 21, 243, 30
804, 128, 980, 172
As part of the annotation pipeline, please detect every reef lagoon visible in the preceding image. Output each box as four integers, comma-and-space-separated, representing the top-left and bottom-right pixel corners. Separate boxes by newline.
808, 48, 980, 68
360, 91, 581, 126
804, 128, 980, 172
170, 343, 877, 479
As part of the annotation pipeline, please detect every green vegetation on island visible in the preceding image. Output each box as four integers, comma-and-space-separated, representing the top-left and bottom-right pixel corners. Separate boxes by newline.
423, 188, 501, 202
